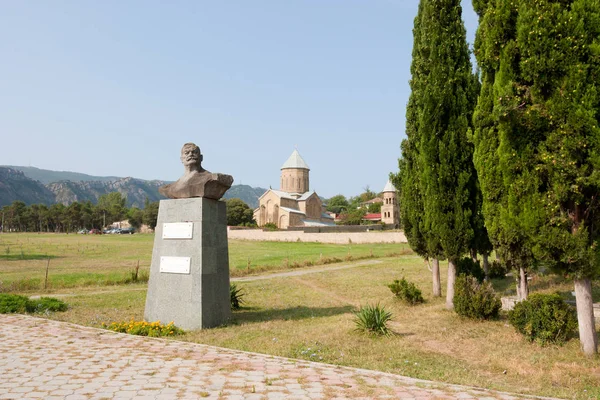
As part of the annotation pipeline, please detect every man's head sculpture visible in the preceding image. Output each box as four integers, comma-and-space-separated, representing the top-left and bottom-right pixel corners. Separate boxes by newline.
180, 143, 203, 170
158, 142, 233, 200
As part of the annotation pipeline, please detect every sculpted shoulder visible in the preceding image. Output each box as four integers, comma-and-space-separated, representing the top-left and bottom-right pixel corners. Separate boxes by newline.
159, 143, 233, 200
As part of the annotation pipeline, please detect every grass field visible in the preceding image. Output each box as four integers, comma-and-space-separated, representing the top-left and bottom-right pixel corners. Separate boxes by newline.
1, 232, 599, 399
0, 233, 407, 291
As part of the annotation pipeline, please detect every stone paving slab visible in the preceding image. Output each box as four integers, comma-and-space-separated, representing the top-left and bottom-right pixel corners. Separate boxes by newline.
0, 314, 562, 400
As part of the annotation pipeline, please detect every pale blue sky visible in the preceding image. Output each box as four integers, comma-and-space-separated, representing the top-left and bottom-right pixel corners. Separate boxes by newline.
1, 1, 478, 199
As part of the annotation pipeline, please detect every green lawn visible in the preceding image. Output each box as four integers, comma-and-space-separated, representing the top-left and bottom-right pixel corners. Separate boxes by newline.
0, 233, 408, 291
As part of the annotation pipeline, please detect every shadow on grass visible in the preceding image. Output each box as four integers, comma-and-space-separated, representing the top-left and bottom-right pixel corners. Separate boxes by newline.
232, 305, 355, 324
490, 276, 515, 295
0, 254, 61, 261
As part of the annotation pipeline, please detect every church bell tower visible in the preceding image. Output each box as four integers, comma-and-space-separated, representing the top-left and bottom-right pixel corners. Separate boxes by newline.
280, 149, 310, 194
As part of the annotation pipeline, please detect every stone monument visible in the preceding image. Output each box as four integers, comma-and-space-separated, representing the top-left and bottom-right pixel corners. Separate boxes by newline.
144, 143, 233, 330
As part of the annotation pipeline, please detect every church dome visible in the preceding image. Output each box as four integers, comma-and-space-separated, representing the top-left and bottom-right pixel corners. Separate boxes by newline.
281, 149, 310, 170
382, 179, 396, 193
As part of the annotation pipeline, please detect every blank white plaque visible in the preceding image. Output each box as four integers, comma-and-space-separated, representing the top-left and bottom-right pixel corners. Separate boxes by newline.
160, 256, 191, 274
162, 222, 193, 239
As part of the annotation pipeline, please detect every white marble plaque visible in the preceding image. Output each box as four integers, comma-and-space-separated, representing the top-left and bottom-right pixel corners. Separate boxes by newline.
160, 256, 191, 274
162, 222, 194, 239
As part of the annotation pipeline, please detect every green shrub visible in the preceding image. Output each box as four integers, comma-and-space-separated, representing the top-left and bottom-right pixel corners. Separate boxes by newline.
0, 294, 67, 314
457, 257, 485, 282
26, 297, 68, 313
488, 260, 509, 279
230, 283, 246, 310
388, 278, 424, 305
353, 303, 393, 336
508, 293, 578, 345
262, 222, 278, 231
0, 294, 29, 313
454, 275, 501, 320
103, 320, 185, 337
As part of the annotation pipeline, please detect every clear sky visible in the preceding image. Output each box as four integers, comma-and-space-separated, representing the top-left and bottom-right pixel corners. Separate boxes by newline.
1, 1, 478, 199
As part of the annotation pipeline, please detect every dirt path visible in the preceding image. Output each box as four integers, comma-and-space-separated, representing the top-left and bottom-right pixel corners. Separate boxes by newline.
231, 259, 382, 282
29, 259, 383, 299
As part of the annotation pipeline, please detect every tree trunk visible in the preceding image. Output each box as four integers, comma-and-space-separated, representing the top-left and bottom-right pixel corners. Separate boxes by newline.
517, 267, 528, 300
574, 278, 598, 356
432, 258, 441, 297
446, 259, 457, 309
482, 253, 489, 281
470, 249, 477, 263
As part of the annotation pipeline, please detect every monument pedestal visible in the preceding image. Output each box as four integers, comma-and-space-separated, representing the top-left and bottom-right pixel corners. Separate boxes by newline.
144, 198, 231, 330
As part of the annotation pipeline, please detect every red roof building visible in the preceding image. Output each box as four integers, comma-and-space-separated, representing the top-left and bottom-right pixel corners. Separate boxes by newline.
362, 213, 382, 222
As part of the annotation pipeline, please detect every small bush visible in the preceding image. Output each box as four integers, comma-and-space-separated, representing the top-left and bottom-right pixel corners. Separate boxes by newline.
454, 275, 501, 320
103, 320, 185, 337
488, 260, 509, 279
26, 297, 68, 313
388, 278, 424, 305
508, 293, 578, 345
457, 257, 485, 282
230, 283, 246, 310
354, 303, 393, 336
0, 294, 67, 314
0, 294, 29, 313
263, 223, 278, 231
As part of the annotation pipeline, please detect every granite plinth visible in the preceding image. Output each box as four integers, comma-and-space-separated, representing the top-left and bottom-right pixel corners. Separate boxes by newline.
144, 197, 231, 330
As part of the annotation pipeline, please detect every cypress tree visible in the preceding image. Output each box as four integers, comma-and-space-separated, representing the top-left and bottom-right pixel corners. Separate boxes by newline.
471, 0, 540, 300
473, 0, 600, 355
394, 0, 445, 297
523, 0, 600, 356
417, 0, 479, 309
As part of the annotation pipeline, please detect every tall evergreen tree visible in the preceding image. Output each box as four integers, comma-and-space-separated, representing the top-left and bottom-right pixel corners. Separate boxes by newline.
471, 0, 540, 300
393, 0, 445, 297
472, 0, 600, 355
412, 0, 479, 308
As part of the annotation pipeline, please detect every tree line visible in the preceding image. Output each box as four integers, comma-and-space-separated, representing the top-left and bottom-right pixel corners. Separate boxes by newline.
0, 195, 259, 233
325, 187, 384, 225
395, 0, 599, 356
0, 193, 158, 233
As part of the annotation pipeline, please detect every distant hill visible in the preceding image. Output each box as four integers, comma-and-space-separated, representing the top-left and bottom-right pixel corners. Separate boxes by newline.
2, 165, 120, 185
222, 184, 266, 209
0, 168, 56, 206
47, 177, 167, 209
0, 166, 266, 209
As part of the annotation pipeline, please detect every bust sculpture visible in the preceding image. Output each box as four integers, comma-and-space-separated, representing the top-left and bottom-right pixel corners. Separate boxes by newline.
158, 143, 233, 200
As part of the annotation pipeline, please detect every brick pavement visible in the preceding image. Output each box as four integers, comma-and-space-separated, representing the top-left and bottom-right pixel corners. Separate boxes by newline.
0, 314, 561, 400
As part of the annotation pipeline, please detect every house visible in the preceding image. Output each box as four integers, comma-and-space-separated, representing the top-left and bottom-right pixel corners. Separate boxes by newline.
362, 213, 382, 223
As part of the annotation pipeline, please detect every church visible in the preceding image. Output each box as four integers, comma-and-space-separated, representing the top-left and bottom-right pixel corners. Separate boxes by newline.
253, 150, 335, 229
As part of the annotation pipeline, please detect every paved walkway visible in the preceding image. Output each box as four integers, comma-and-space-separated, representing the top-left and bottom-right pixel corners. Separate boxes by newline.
0, 315, 560, 400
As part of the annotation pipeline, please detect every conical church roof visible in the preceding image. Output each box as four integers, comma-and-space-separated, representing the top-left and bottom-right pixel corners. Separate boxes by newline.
281, 149, 310, 170
382, 179, 396, 192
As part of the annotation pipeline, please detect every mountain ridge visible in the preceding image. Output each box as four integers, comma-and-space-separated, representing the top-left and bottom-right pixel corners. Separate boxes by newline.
0, 166, 266, 209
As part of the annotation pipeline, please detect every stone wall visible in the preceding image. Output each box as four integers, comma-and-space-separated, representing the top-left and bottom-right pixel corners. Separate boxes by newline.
227, 228, 407, 244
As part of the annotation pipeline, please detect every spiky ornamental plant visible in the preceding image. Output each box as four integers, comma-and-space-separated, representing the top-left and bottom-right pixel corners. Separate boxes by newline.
410, 0, 479, 309
472, 0, 600, 355
393, 0, 445, 297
